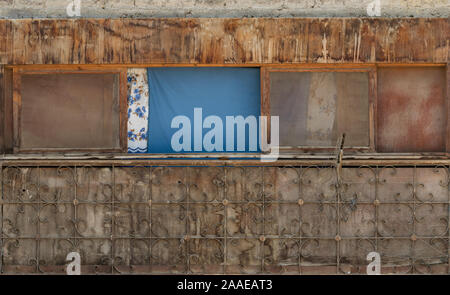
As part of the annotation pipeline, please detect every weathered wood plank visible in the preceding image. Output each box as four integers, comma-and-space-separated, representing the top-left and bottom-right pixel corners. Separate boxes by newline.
0, 21, 12, 65
0, 66, 3, 153
2, 67, 13, 153
40, 19, 75, 64
11, 19, 39, 64
1, 158, 450, 168
0, 18, 447, 65
447, 64, 450, 153
103, 19, 126, 64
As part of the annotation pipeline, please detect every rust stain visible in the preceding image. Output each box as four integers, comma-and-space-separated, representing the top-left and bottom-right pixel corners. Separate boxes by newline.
377, 67, 447, 152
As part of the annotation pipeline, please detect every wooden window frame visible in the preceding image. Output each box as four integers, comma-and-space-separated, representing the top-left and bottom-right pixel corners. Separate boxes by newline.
261, 65, 377, 154
0, 63, 447, 158
9, 65, 128, 153
447, 64, 450, 154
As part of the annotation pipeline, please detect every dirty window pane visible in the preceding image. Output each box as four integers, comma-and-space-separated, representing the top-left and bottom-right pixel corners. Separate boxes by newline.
20, 73, 120, 150
270, 71, 369, 147
377, 67, 447, 153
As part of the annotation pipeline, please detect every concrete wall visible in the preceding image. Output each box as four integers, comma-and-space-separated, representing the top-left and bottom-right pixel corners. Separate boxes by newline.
0, 0, 449, 19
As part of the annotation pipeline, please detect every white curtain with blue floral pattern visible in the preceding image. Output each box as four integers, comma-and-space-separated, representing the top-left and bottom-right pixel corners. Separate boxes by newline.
127, 69, 149, 153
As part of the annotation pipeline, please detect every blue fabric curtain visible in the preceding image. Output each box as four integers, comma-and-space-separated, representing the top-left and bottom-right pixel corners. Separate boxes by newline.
147, 67, 261, 153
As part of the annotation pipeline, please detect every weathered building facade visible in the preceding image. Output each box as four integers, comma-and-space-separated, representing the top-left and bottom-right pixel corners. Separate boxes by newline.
0, 16, 449, 274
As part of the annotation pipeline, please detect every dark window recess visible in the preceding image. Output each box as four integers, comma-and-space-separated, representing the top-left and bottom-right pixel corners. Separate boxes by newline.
377, 67, 447, 153
20, 73, 120, 150
270, 71, 370, 148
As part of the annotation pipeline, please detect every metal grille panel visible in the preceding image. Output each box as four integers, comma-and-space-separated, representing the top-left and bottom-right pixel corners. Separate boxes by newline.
0, 164, 448, 274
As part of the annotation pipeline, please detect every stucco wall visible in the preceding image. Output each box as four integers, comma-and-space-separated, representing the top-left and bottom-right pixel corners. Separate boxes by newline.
0, 0, 449, 19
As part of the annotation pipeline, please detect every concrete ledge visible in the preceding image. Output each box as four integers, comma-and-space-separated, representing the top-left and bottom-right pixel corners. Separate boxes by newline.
0, 0, 449, 19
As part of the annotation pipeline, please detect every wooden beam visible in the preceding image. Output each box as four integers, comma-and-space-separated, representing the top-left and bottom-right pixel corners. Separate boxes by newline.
0, 18, 447, 65
447, 64, 450, 154
0, 65, 3, 154
0, 158, 449, 167
1, 152, 450, 167
2, 67, 12, 154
